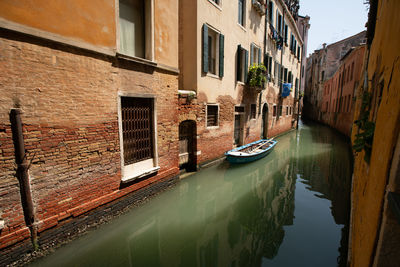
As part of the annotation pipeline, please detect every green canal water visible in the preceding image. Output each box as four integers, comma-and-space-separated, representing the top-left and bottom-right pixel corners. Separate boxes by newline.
31, 121, 352, 267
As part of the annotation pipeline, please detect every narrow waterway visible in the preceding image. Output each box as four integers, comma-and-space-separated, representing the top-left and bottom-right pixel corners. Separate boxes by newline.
31, 121, 352, 267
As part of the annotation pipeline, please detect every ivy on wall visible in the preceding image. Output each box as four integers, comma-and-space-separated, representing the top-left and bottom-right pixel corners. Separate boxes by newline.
353, 90, 375, 163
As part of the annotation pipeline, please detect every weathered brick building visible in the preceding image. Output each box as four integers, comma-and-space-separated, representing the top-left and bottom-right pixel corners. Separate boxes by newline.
319, 44, 366, 136
303, 31, 366, 123
178, 0, 306, 170
0, 0, 180, 262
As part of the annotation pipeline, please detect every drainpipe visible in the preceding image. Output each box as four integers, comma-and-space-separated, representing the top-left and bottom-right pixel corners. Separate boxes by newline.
10, 108, 38, 249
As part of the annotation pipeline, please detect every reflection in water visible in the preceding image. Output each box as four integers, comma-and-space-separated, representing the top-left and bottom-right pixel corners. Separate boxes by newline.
31, 121, 351, 267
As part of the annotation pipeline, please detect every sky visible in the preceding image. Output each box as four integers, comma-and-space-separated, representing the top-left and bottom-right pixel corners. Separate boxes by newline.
299, 0, 369, 56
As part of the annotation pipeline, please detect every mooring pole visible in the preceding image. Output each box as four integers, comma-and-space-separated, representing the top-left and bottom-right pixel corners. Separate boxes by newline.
10, 108, 38, 249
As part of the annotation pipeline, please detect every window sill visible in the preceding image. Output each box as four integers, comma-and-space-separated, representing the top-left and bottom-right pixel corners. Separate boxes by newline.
237, 23, 246, 32
116, 53, 157, 67
121, 166, 160, 183
207, 0, 222, 11
206, 125, 219, 130
206, 73, 221, 79
236, 81, 245, 85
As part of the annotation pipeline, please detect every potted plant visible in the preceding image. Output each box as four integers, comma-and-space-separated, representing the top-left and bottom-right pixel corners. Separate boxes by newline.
247, 64, 267, 91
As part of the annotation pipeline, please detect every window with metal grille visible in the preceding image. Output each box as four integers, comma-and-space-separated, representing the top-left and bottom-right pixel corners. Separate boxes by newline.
250, 104, 256, 119
121, 97, 154, 165
207, 105, 218, 127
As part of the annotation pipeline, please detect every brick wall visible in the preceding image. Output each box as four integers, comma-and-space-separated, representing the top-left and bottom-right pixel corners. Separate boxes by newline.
0, 30, 179, 250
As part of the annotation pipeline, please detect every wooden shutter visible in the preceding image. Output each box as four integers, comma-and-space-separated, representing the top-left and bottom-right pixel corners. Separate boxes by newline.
297, 46, 301, 60
244, 49, 249, 82
258, 47, 261, 64
268, 56, 272, 76
270, 2, 274, 26
250, 43, 254, 65
284, 24, 288, 43
284, 68, 288, 83
202, 24, 208, 73
219, 34, 224, 78
237, 45, 242, 81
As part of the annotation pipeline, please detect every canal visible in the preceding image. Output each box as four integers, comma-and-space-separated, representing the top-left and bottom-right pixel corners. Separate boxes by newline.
31, 121, 352, 267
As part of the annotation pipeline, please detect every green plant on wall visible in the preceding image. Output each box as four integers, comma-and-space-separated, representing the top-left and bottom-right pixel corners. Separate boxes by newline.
353, 90, 375, 163
247, 64, 267, 88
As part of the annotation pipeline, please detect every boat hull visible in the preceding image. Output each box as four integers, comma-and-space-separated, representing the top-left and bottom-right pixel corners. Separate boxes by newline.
225, 139, 277, 164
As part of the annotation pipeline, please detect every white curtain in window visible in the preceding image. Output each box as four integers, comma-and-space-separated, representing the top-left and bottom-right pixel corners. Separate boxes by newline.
119, 0, 144, 58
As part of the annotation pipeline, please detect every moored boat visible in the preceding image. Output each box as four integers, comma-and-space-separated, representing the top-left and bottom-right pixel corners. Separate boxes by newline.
225, 139, 277, 164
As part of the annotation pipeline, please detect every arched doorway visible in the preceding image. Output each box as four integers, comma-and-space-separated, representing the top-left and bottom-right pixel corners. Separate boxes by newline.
261, 103, 269, 139
179, 120, 197, 171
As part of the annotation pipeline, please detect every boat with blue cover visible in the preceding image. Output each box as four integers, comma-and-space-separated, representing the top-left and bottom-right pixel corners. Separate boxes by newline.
225, 139, 277, 164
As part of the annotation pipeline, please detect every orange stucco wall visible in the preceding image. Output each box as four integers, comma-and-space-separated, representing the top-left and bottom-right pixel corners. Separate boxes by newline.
0, 0, 116, 49
154, 0, 179, 68
349, 0, 400, 266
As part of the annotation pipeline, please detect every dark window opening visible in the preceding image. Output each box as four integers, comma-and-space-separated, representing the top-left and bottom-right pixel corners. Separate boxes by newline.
250, 104, 256, 119
207, 105, 219, 127
273, 105, 277, 116
238, 0, 245, 26
235, 106, 245, 113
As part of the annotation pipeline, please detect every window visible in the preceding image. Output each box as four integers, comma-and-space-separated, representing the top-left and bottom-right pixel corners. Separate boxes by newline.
250, 44, 261, 66
238, 0, 245, 27
278, 65, 283, 88
286, 106, 289, 115
279, 105, 283, 116
273, 105, 277, 117
347, 95, 351, 112
297, 46, 301, 60
119, 0, 153, 60
277, 12, 282, 34
207, 104, 219, 127
321, 71, 325, 81
274, 61, 278, 85
268, 1, 274, 25
119, 96, 158, 182
250, 104, 256, 119
235, 106, 245, 113
284, 68, 288, 83
236, 45, 248, 82
284, 24, 288, 44
290, 106, 292, 115
351, 62, 354, 80
264, 53, 273, 80
202, 24, 224, 77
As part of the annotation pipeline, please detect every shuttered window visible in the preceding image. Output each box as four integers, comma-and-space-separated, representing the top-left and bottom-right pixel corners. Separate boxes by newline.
268, 1, 274, 25
250, 43, 261, 66
237, 45, 248, 82
121, 97, 154, 165
202, 24, 224, 78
